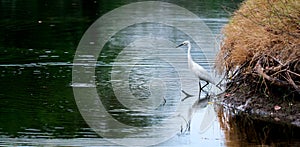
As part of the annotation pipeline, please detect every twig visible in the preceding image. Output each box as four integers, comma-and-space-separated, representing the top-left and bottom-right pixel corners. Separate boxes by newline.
286, 72, 300, 94
288, 70, 300, 78
270, 68, 286, 77
266, 54, 283, 66
255, 59, 289, 86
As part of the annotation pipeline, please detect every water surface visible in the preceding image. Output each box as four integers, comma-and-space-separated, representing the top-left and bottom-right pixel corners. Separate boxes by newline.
0, 0, 244, 146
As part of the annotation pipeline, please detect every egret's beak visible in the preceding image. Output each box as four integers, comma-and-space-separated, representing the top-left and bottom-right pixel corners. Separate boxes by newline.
176, 43, 184, 48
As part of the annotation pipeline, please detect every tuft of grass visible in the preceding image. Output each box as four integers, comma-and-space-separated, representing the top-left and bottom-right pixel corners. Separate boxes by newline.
216, 0, 300, 99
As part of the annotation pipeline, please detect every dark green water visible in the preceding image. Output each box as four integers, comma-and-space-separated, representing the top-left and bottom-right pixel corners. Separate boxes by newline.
0, 0, 245, 146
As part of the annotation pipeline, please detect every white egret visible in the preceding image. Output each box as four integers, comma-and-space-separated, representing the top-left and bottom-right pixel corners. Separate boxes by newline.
176, 40, 216, 99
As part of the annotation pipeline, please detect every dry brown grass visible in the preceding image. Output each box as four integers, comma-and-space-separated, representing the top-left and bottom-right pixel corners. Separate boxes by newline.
216, 0, 300, 98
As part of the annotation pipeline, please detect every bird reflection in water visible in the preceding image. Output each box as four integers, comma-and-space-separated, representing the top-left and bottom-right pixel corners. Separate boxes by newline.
179, 94, 216, 134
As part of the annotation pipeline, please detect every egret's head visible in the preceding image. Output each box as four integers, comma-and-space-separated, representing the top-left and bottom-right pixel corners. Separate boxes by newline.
176, 40, 190, 48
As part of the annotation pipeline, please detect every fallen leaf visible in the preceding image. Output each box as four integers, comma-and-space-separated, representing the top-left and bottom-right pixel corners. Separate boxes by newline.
274, 105, 281, 111
225, 93, 231, 97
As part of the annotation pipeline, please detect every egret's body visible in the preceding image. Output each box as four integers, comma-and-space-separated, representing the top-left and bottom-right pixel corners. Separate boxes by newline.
177, 40, 215, 98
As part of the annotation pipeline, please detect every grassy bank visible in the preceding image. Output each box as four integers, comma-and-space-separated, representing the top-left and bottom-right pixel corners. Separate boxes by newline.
216, 0, 300, 99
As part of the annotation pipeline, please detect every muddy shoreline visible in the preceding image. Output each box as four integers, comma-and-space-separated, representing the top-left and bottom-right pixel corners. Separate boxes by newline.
218, 91, 300, 145
221, 91, 300, 127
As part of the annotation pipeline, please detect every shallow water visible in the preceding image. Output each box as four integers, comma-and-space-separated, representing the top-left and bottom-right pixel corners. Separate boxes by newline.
0, 0, 252, 146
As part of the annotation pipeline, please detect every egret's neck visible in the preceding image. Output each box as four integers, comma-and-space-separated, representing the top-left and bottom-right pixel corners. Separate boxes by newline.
187, 43, 194, 66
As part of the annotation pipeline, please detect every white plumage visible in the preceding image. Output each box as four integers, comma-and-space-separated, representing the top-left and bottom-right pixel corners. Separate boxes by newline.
177, 40, 216, 98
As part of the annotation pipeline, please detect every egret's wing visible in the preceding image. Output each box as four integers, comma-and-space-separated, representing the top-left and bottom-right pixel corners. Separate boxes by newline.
192, 63, 215, 84
199, 104, 216, 133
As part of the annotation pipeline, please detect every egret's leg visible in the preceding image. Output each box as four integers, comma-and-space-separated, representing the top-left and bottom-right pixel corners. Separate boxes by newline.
201, 81, 209, 91
187, 119, 191, 132
198, 81, 202, 99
